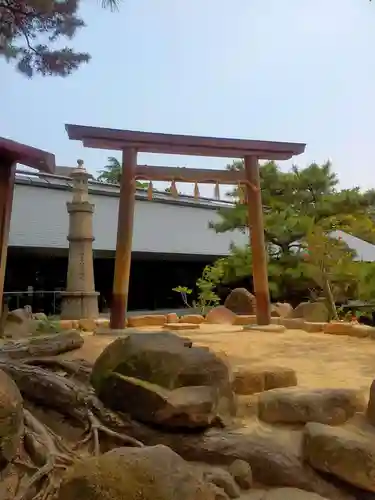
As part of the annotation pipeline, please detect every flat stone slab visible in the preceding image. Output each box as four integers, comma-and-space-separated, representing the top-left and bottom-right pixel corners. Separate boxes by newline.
180, 314, 205, 324
324, 321, 375, 339
233, 366, 297, 395
258, 387, 366, 425
243, 324, 286, 333
163, 323, 200, 331
234, 315, 257, 325
94, 327, 129, 336
127, 315, 167, 327
279, 318, 306, 330
303, 322, 326, 333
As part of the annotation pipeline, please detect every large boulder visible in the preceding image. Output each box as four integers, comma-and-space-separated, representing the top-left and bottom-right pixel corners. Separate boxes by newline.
56, 444, 221, 500
303, 421, 375, 493
0, 369, 23, 468
99, 373, 220, 429
205, 306, 236, 325
224, 289, 256, 315
258, 388, 366, 425
292, 302, 329, 323
91, 332, 236, 429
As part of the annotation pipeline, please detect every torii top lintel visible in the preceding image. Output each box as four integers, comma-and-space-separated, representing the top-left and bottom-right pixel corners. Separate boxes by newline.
0, 137, 56, 173
65, 124, 306, 161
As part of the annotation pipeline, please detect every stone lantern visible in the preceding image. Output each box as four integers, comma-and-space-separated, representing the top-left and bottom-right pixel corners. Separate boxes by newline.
60, 160, 99, 320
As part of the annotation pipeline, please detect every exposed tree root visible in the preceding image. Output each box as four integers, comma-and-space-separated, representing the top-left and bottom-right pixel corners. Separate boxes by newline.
0, 334, 145, 499
0, 331, 84, 361
77, 410, 144, 455
15, 409, 76, 500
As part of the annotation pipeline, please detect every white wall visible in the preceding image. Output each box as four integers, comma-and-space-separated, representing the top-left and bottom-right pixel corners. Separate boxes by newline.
9, 184, 247, 256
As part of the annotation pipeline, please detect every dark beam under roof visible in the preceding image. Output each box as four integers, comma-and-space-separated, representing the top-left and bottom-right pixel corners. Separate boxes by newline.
65, 124, 306, 160
0, 137, 56, 173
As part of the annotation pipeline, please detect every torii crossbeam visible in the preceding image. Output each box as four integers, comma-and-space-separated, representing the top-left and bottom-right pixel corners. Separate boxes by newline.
65, 124, 306, 328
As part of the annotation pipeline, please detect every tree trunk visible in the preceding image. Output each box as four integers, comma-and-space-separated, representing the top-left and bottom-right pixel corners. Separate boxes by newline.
322, 272, 338, 320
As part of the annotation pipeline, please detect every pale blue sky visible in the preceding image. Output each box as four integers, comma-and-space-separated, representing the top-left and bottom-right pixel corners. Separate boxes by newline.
1, 0, 375, 196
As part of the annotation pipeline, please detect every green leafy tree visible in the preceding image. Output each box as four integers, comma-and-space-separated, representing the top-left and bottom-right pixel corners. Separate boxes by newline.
302, 225, 359, 318
0, 0, 119, 77
210, 160, 375, 301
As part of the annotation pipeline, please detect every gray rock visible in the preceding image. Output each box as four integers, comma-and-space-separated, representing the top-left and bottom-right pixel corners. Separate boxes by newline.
91, 332, 236, 429
169, 426, 354, 500
228, 459, 253, 489
56, 444, 220, 500
258, 387, 366, 425
99, 373, 221, 429
292, 302, 329, 322
204, 467, 241, 498
303, 421, 375, 493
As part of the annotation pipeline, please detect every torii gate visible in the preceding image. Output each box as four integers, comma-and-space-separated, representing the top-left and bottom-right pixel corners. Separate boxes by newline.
65, 124, 305, 329
0, 137, 56, 310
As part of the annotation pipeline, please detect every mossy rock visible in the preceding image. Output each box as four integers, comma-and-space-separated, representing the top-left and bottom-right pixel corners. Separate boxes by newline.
57, 444, 218, 500
91, 332, 236, 418
100, 372, 218, 429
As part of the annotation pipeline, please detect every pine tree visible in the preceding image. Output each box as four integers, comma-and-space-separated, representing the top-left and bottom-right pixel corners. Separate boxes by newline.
0, 0, 119, 77
210, 160, 375, 301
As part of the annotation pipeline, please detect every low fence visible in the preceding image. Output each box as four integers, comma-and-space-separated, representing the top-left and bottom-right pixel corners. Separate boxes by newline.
3, 291, 63, 316
2, 291, 196, 317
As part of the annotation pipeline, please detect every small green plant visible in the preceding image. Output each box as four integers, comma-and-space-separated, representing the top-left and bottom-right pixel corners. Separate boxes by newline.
172, 263, 224, 314
336, 306, 355, 322
34, 317, 62, 335
172, 286, 193, 308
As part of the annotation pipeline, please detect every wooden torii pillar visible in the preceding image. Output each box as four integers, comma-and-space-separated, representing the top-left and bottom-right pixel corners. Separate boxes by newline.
0, 138, 55, 311
65, 124, 306, 329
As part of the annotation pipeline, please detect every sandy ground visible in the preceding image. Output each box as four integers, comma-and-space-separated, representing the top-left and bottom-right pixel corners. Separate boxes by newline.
63, 324, 375, 398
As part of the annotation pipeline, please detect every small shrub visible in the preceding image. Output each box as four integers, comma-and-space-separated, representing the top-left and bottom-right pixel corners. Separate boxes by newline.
34, 317, 62, 335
